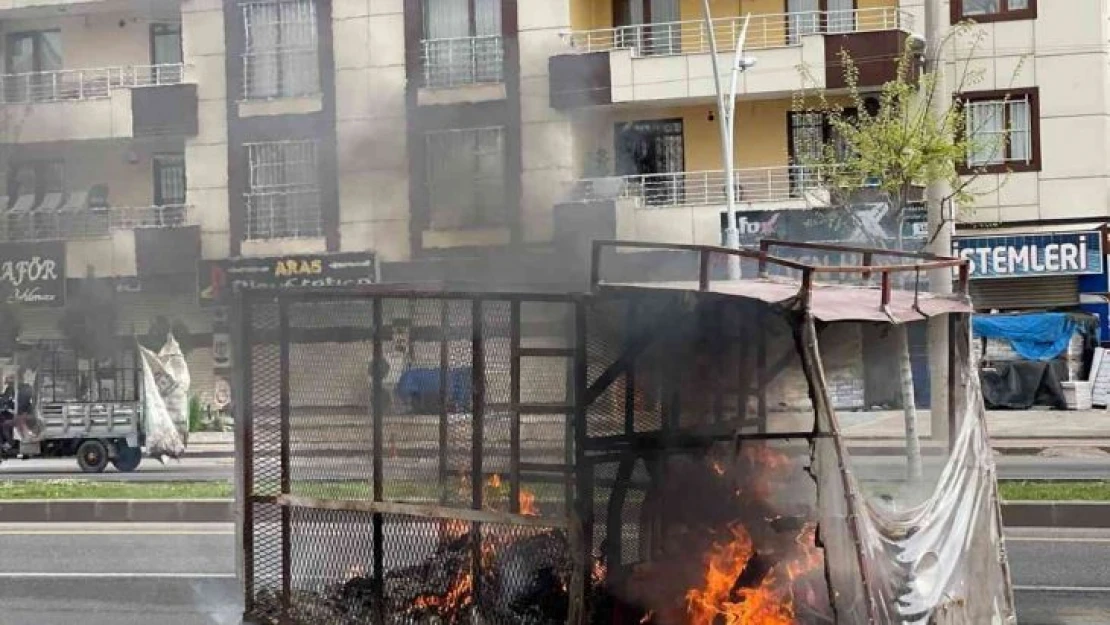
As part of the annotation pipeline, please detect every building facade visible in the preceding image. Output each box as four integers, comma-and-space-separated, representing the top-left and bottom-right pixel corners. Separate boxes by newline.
0, 0, 1104, 406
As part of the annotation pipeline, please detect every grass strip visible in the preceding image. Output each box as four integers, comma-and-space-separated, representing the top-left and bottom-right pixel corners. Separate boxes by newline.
0, 480, 233, 500
997, 480, 1110, 502
3, 479, 1110, 503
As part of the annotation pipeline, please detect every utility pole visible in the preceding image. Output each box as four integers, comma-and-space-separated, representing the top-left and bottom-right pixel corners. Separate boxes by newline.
924, 0, 952, 443
700, 1, 756, 278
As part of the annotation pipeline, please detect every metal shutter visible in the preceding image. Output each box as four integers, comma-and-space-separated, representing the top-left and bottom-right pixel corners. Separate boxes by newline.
970, 276, 1079, 311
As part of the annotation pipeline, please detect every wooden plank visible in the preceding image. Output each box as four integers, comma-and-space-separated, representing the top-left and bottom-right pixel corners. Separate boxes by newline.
274, 494, 569, 529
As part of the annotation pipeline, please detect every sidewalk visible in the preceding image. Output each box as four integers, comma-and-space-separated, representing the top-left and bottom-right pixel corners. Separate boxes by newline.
186, 408, 1110, 457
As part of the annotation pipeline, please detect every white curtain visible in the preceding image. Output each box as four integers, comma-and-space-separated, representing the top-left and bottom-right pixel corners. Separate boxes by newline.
475, 0, 502, 36
1008, 100, 1031, 163
244, 1, 318, 99
649, 0, 679, 55
788, 0, 820, 44
427, 128, 505, 229
425, 0, 470, 38
962, 0, 1000, 15
279, 0, 318, 97
827, 0, 855, 33
966, 101, 1004, 166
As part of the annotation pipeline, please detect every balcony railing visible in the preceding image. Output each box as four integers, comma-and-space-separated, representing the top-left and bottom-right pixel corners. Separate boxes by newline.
572, 166, 833, 207
0, 205, 193, 242
0, 64, 187, 105
245, 188, 322, 241
420, 35, 505, 89
562, 7, 913, 57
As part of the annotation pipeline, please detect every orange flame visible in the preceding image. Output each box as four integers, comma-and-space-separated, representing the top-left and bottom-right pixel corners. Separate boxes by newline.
519, 487, 540, 516
685, 524, 800, 625
487, 474, 503, 490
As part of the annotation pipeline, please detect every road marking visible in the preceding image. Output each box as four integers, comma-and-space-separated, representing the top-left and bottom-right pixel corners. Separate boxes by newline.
1014, 585, 1110, 593
0, 572, 236, 579
1005, 536, 1110, 544
0, 529, 233, 536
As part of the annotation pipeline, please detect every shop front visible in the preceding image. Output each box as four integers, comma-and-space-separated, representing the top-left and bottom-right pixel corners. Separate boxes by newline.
954, 229, 1105, 314
197, 251, 378, 417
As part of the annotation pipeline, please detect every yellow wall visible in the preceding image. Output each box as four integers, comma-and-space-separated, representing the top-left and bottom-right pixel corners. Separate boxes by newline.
574, 99, 793, 176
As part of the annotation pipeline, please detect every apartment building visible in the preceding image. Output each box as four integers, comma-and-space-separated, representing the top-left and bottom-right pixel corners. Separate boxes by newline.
0, 0, 1103, 403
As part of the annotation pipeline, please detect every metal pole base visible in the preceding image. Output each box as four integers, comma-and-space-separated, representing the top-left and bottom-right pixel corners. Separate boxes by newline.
723, 227, 742, 280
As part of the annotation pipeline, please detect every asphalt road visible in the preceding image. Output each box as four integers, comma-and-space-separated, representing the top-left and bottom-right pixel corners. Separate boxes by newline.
0, 524, 1104, 624
2, 454, 1109, 483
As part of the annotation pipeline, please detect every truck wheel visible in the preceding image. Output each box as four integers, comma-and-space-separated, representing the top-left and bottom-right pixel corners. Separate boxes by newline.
111, 445, 142, 473
76, 440, 109, 473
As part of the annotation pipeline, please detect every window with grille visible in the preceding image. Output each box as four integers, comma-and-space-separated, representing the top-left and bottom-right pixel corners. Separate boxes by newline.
241, 0, 320, 99
245, 140, 321, 240
952, 0, 1034, 23
425, 127, 506, 229
961, 89, 1039, 173
421, 0, 504, 87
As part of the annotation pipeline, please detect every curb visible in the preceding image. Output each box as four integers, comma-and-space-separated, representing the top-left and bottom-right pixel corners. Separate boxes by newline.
1, 499, 1108, 527
0, 499, 234, 523
1000, 501, 1110, 528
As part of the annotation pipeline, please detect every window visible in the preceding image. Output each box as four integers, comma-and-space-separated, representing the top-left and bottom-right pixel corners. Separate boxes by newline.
421, 0, 504, 87
612, 0, 680, 56
241, 0, 320, 99
788, 111, 850, 195
150, 23, 184, 84
952, 0, 1035, 24
153, 154, 187, 206
614, 119, 685, 205
244, 140, 321, 240
4, 30, 62, 103
960, 89, 1040, 173
425, 127, 506, 229
7, 160, 64, 202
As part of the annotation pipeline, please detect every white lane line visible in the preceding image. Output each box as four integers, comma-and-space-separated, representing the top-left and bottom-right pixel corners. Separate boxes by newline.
0, 572, 236, 579
0, 530, 234, 536
1005, 536, 1110, 544
1014, 585, 1110, 593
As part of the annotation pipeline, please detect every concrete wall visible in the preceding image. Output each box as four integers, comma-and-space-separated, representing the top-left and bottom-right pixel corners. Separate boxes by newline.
521, 0, 577, 243
180, 0, 229, 262
333, 0, 410, 262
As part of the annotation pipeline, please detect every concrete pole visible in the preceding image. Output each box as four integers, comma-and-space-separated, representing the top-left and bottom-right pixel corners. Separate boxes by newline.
925, 0, 952, 443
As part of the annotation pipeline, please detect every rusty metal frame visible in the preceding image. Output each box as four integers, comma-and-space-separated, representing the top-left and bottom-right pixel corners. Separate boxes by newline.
589, 239, 972, 311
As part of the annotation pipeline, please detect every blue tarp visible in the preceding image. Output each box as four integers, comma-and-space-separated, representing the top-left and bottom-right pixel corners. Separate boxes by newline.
972, 313, 1079, 361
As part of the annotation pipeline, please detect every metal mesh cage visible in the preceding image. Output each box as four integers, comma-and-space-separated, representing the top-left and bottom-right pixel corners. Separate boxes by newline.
239, 291, 578, 625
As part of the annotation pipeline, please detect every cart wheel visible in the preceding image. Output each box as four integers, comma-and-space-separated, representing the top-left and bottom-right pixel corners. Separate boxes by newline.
76, 440, 109, 473
110, 445, 142, 473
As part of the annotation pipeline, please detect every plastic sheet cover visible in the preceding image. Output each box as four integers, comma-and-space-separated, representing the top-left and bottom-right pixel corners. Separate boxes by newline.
811, 317, 1016, 624
139, 341, 186, 459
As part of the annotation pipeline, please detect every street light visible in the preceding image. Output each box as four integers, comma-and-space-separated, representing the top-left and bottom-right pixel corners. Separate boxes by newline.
700, 2, 757, 279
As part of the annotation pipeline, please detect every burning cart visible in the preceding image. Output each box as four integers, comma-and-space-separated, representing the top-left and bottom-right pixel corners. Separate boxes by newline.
235, 240, 1015, 625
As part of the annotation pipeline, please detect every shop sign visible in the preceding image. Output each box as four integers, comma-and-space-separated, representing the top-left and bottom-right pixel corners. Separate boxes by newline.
0, 241, 65, 307
198, 252, 377, 305
954, 231, 1103, 279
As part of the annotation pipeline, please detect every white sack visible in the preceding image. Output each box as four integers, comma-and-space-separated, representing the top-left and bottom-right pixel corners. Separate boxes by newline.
140, 344, 185, 459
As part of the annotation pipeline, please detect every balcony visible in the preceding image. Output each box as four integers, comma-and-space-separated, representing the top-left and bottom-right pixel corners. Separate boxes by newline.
0, 203, 193, 243
0, 64, 193, 143
558, 166, 833, 246
418, 35, 505, 105
550, 7, 915, 109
